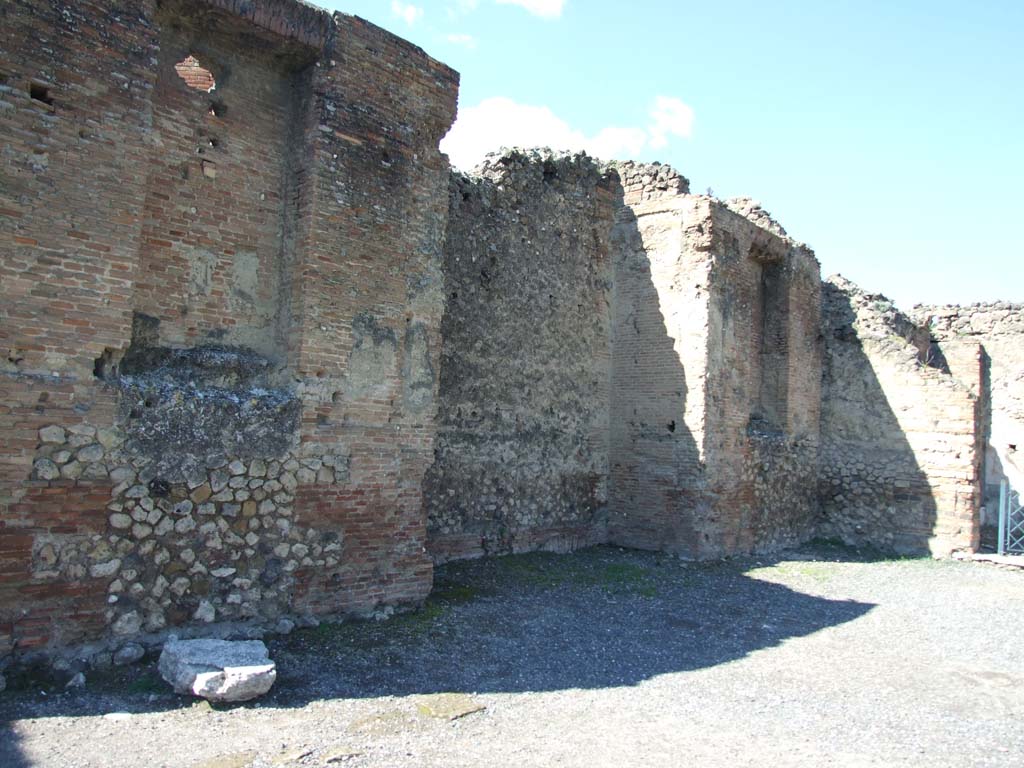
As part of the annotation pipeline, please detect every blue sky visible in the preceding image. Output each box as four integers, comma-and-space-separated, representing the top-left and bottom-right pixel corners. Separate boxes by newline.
320, 0, 1023, 308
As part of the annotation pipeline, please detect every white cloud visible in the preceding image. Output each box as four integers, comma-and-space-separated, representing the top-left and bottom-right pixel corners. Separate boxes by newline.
440, 96, 695, 170
648, 96, 695, 148
447, 33, 477, 49
391, 1, 424, 25
495, 0, 566, 19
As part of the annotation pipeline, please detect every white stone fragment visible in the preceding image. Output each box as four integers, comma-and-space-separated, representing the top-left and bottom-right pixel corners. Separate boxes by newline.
158, 639, 276, 702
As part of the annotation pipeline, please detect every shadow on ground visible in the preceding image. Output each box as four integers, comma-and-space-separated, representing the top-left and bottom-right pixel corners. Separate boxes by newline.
0, 544, 877, 766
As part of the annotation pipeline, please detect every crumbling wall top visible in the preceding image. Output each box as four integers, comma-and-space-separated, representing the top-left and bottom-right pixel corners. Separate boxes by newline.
724, 197, 790, 240
609, 160, 689, 205
457, 148, 611, 191
910, 302, 1024, 339
824, 275, 933, 360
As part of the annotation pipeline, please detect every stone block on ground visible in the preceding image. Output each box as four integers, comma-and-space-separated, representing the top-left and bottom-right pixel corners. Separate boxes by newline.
413, 692, 486, 720
158, 639, 276, 702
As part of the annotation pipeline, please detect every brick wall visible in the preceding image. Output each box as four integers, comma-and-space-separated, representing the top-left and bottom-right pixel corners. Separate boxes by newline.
425, 151, 614, 562
1, 0, 159, 660
820, 278, 982, 555
910, 302, 1024, 536
287, 11, 457, 612
608, 190, 822, 558
0, 0, 457, 659
132, 1, 315, 359
608, 193, 712, 554
702, 201, 822, 556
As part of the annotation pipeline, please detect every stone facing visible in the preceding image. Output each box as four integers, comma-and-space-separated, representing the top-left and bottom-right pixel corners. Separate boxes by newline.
1, 0, 457, 658
910, 302, 1024, 534
29, 419, 348, 637
607, 193, 823, 558
424, 150, 615, 561
0, 0, 1006, 665
819, 278, 982, 555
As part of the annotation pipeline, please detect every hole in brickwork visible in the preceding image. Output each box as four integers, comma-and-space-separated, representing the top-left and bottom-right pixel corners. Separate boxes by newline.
209, 100, 226, 117
667, 420, 676, 433
93, 348, 122, 381
175, 55, 217, 93
29, 82, 54, 106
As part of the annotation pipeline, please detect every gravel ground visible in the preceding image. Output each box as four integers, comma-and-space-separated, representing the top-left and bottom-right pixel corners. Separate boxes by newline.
1, 543, 1022, 768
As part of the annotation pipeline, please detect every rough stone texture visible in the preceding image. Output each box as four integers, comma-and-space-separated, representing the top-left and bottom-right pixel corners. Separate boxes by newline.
820, 277, 982, 555
425, 150, 615, 561
910, 302, 1024, 535
0, 0, 457, 659
609, 192, 822, 558
158, 638, 276, 701
0, 0, 1002, 667
611, 161, 690, 203
427, 158, 825, 564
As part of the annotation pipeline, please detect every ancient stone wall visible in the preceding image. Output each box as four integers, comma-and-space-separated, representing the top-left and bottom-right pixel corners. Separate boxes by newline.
1, 0, 999, 667
608, 192, 712, 553
910, 302, 1024, 532
1, 0, 162, 659
702, 201, 822, 556
820, 278, 982, 555
0, 0, 457, 660
612, 161, 690, 205
425, 151, 615, 562
608, 190, 823, 558
133, 0, 321, 361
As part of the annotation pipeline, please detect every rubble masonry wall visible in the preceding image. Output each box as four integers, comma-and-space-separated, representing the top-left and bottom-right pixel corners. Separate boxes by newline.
425, 151, 615, 561
819, 278, 982, 555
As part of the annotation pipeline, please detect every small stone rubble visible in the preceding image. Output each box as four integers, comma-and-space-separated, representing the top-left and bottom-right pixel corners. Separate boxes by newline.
609, 160, 690, 203
724, 197, 792, 240
31, 420, 348, 637
426, 149, 615, 561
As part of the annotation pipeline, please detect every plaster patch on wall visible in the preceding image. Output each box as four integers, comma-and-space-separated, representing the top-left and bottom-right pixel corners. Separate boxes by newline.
340, 314, 398, 401
403, 322, 434, 415
229, 251, 261, 311
188, 250, 218, 298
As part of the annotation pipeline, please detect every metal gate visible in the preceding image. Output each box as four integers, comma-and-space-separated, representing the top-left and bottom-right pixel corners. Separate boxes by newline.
998, 479, 1024, 555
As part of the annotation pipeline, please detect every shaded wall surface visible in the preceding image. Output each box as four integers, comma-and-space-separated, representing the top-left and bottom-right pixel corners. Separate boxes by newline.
608, 185, 822, 558
0, 1, 996, 666
911, 303, 1024, 531
820, 278, 982, 555
0, 0, 457, 659
608, 180, 709, 554
425, 151, 615, 561
702, 201, 822, 557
